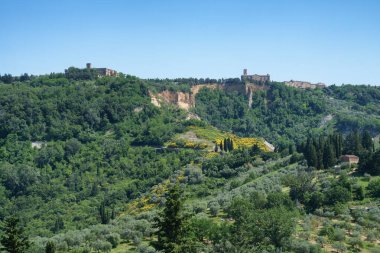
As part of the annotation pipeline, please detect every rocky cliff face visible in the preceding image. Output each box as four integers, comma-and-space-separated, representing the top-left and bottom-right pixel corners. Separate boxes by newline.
149, 84, 221, 110
246, 84, 269, 108
149, 90, 193, 110
149, 83, 268, 110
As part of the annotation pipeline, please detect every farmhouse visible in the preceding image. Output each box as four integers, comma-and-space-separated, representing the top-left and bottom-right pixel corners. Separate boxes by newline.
340, 155, 359, 164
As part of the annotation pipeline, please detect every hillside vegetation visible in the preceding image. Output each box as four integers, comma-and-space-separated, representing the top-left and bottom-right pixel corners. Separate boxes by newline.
0, 72, 379, 253
194, 82, 380, 150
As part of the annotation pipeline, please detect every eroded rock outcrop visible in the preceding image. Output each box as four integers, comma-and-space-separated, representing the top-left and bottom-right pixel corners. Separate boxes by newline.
149, 84, 221, 110
149, 83, 268, 110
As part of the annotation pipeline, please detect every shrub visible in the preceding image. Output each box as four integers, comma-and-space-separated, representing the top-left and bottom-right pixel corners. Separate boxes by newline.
132, 232, 142, 246
332, 242, 347, 253
353, 184, 365, 200
137, 244, 157, 253
184, 166, 203, 185
330, 228, 346, 241
348, 237, 363, 250
208, 201, 220, 217
367, 230, 377, 242
367, 178, 380, 198
364, 173, 372, 181
105, 233, 120, 248
291, 240, 311, 253
193, 203, 206, 214
91, 240, 112, 253
310, 244, 322, 253
229, 179, 242, 190
324, 186, 352, 205
319, 225, 334, 238
316, 236, 326, 248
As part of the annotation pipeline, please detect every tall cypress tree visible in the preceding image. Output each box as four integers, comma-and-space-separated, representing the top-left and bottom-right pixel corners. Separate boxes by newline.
229, 138, 234, 151
45, 241, 56, 253
362, 130, 373, 151
308, 143, 318, 168
99, 202, 110, 224
345, 130, 362, 155
335, 133, 343, 158
0, 217, 30, 253
323, 143, 336, 169
354, 130, 362, 154
153, 183, 187, 253
223, 138, 228, 152
52, 216, 64, 233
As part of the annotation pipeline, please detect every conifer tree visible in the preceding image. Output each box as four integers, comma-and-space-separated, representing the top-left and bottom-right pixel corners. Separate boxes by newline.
362, 130, 373, 151
229, 138, 234, 151
99, 202, 110, 224
354, 130, 362, 154
223, 138, 228, 152
219, 141, 223, 152
317, 150, 324, 169
345, 130, 362, 155
306, 141, 318, 168
0, 217, 30, 253
52, 216, 64, 233
45, 241, 56, 253
323, 143, 336, 169
153, 183, 187, 253
334, 133, 343, 159
288, 144, 295, 154
251, 144, 261, 155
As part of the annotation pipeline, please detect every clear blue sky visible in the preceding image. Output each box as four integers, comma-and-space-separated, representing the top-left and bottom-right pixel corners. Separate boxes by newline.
1, 0, 380, 85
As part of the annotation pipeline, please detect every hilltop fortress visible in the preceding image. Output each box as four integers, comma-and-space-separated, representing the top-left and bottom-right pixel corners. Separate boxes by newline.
241, 69, 326, 89
241, 69, 270, 85
65, 63, 118, 77
85, 63, 118, 77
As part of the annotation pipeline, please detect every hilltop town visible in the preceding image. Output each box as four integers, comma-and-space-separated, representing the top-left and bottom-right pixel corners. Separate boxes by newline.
241, 68, 326, 89
64, 64, 326, 90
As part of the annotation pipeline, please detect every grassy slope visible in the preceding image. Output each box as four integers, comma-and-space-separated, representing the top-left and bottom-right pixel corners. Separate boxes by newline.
166, 125, 271, 152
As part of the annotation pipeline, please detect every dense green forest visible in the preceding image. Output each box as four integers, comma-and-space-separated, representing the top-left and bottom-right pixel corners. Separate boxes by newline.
0, 74, 198, 235
0, 72, 379, 253
194, 83, 380, 150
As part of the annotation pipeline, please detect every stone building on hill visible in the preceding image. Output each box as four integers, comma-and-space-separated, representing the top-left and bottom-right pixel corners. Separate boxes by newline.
86, 63, 118, 77
340, 155, 359, 165
285, 80, 325, 89
241, 69, 270, 84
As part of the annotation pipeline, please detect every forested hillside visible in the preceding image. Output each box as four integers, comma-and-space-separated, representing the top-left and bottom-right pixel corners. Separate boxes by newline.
0, 74, 199, 235
0, 73, 379, 253
194, 83, 380, 150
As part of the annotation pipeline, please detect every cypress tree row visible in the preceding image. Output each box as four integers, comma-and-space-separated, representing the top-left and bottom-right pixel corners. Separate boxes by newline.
220, 138, 234, 152
300, 132, 362, 169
